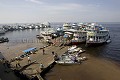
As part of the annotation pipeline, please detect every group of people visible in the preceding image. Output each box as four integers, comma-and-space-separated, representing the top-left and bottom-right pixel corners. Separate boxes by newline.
15, 48, 45, 69
15, 55, 32, 68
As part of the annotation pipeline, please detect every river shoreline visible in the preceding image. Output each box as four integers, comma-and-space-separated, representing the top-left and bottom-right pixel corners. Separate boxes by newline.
1, 23, 120, 80
1, 42, 120, 80
45, 54, 120, 80
0, 41, 69, 80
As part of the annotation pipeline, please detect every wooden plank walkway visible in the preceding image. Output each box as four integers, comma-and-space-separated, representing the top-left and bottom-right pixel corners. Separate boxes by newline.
10, 45, 68, 79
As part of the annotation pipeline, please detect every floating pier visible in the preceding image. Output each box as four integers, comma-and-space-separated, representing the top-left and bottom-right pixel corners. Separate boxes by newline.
10, 44, 68, 80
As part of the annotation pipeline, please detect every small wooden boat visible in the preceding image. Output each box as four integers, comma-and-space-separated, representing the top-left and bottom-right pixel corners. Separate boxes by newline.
68, 45, 77, 51
77, 56, 87, 61
36, 35, 43, 39
68, 46, 85, 53
0, 37, 9, 43
55, 54, 78, 65
106, 39, 111, 43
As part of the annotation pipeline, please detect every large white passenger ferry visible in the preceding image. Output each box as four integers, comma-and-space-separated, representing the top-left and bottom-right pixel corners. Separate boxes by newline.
63, 23, 110, 45
63, 23, 71, 31
86, 23, 110, 45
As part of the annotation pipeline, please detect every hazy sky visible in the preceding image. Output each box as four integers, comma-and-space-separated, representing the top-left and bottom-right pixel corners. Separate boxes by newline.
0, 0, 120, 23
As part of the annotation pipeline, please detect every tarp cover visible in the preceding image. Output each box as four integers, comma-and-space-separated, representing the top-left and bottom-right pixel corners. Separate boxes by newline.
23, 47, 36, 53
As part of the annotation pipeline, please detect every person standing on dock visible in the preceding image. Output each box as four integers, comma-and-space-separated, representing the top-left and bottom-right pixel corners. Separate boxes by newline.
16, 60, 21, 68
53, 53, 59, 61
43, 48, 45, 55
52, 51, 55, 55
28, 56, 31, 64
39, 63, 44, 70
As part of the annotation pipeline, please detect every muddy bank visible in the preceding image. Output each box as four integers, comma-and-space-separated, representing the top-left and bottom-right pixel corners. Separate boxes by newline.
45, 54, 120, 80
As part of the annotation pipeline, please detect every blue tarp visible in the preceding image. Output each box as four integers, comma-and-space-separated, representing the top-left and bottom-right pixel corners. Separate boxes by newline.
23, 47, 36, 53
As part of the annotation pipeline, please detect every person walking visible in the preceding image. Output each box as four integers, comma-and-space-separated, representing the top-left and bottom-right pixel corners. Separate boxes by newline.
43, 48, 45, 55
52, 51, 55, 55
39, 63, 44, 70
28, 56, 31, 64
53, 53, 59, 61
16, 60, 21, 68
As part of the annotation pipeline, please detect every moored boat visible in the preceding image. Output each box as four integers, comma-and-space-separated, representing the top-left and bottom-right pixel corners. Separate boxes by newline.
0, 29, 5, 34
68, 45, 85, 53
55, 54, 78, 65
86, 23, 110, 46
62, 22, 111, 46
40, 28, 57, 42
63, 23, 71, 31
0, 37, 9, 43
71, 30, 87, 45
55, 53, 87, 65
106, 39, 111, 43
36, 35, 43, 39
72, 23, 79, 30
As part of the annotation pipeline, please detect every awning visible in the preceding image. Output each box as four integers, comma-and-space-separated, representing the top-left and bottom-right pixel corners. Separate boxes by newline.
23, 47, 36, 53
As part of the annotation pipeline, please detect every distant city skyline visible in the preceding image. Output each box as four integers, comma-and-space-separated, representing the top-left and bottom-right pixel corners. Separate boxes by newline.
0, 0, 120, 23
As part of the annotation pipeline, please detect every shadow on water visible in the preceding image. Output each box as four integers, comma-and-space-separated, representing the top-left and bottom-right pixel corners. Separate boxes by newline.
0, 52, 5, 59
0, 52, 32, 80
0, 34, 5, 36
77, 43, 107, 57
0, 52, 21, 80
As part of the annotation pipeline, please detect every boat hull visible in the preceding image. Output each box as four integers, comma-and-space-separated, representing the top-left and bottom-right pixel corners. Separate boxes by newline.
86, 39, 111, 47
71, 41, 86, 45
0, 37, 9, 43
86, 42, 106, 47
55, 61, 79, 65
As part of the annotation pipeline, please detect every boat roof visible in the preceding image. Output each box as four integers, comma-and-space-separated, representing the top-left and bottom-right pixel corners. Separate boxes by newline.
23, 47, 36, 53
65, 32, 73, 34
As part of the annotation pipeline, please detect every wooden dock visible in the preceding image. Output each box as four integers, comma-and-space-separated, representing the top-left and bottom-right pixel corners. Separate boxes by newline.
11, 45, 68, 80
